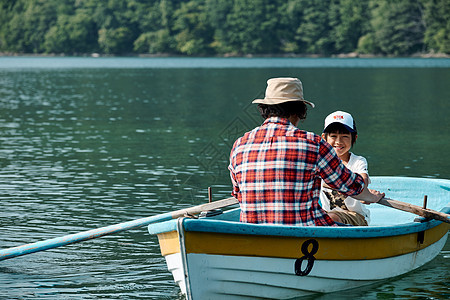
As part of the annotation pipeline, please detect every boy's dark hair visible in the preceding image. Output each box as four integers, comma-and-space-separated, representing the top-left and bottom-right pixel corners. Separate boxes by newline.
323, 123, 357, 146
257, 102, 308, 120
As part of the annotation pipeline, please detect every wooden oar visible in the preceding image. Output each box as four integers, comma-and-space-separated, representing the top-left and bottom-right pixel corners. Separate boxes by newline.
0, 197, 239, 261
1, 195, 448, 262
377, 197, 450, 224
326, 185, 450, 224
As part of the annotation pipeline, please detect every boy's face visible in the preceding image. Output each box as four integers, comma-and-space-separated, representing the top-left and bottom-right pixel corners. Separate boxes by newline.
322, 132, 353, 158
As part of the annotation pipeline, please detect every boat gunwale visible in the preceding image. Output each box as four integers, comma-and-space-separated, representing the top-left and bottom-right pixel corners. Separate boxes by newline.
148, 206, 449, 239
148, 176, 450, 238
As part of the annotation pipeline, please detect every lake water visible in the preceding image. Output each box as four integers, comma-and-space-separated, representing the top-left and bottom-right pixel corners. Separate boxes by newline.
0, 57, 449, 299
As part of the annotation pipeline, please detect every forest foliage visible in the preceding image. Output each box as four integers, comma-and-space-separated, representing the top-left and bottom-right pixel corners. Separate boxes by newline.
0, 0, 449, 56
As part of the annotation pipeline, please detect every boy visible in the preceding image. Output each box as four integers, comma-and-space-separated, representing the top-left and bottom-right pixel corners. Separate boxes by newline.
320, 111, 371, 226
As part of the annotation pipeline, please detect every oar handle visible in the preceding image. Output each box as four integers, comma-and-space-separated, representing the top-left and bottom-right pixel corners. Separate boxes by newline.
0, 197, 239, 261
378, 197, 450, 224
170, 197, 238, 218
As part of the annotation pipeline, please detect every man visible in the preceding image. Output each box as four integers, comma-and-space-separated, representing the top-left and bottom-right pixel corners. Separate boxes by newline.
228, 77, 384, 226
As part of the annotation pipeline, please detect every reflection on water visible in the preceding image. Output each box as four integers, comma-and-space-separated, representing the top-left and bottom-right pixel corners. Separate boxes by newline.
0, 58, 449, 299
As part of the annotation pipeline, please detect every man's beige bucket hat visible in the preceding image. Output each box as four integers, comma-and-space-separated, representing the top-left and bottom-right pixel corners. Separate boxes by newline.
252, 77, 315, 108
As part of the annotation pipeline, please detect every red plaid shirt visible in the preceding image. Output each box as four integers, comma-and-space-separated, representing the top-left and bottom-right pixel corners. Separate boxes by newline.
229, 117, 364, 226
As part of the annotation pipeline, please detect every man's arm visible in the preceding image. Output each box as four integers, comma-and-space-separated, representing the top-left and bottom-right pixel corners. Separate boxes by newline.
352, 173, 384, 203
324, 172, 383, 203
352, 186, 384, 203
318, 141, 384, 203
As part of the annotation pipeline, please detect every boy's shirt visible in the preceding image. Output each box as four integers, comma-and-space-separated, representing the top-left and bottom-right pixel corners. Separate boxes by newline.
320, 152, 371, 223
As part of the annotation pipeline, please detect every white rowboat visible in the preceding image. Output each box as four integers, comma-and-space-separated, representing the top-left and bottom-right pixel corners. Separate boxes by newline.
148, 176, 450, 299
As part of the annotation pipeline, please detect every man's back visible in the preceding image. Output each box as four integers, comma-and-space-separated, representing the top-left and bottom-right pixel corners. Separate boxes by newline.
229, 117, 336, 226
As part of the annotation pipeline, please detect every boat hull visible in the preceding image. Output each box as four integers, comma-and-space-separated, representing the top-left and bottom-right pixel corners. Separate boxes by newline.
148, 177, 450, 299
183, 233, 447, 299
159, 222, 448, 299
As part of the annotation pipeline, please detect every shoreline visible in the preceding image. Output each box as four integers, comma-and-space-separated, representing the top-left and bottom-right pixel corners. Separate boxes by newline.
1, 52, 449, 58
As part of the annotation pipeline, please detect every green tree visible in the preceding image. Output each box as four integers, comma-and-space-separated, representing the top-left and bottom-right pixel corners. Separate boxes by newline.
44, 11, 98, 54
133, 0, 178, 54
329, 0, 370, 54
295, 0, 333, 54
98, 27, 135, 54
172, 0, 213, 55
94, 0, 140, 54
3, 0, 59, 53
370, 0, 425, 55
212, 0, 281, 54
421, 0, 450, 53
357, 32, 379, 54
279, 0, 308, 53
0, 1, 14, 50
205, 0, 233, 53
134, 29, 174, 53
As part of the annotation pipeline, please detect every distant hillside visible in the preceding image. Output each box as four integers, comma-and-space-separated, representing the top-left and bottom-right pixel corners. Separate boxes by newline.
0, 0, 448, 56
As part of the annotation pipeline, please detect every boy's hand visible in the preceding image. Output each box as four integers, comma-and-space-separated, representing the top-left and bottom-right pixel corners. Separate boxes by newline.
361, 189, 385, 205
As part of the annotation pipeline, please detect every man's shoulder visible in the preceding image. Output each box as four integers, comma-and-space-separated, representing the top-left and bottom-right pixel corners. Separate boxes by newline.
290, 128, 322, 143
233, 126, 322, 147
231, 126, 259, 147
